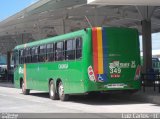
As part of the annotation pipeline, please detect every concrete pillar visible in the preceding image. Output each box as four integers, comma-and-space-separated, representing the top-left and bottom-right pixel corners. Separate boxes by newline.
62, 19, 66, 34
21, 33, 24, 44
142, 20, 152, 73
7, 51, 11, 72
7, 51, 11, 81
136, 6, 156, 73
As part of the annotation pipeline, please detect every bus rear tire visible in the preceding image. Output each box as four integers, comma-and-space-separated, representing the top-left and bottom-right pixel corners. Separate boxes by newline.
49, 80, 59, 100
58, 81, 69, 101
22, 80, 30, 95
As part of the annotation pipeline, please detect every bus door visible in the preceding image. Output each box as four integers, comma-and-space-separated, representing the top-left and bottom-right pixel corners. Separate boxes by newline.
13, 50, 19, 86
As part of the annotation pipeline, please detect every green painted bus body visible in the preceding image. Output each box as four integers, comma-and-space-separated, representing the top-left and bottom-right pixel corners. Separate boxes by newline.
14, 27, 141, 94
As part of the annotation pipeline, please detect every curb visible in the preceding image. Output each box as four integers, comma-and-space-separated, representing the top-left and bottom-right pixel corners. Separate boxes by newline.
0, 82, 14, 88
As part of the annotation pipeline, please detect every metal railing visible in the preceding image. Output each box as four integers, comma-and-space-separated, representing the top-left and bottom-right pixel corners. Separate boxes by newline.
141, 72, 160, 93
153, 62, 160, 72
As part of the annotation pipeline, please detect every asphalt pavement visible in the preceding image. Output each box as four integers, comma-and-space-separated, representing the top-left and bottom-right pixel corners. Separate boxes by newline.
0, 83, 160, 118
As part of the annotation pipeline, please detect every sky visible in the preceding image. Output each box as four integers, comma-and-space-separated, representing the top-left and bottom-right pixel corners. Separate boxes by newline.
140, 33, 160, 54
0, 0, 38, 21
0, 0, 159, 54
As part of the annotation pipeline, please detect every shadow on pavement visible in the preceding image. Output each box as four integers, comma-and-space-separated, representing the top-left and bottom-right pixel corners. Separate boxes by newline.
29, 92, 146, 106
30, 92, 49, 98
1, 80, 158, 106
69, 93, 147, 105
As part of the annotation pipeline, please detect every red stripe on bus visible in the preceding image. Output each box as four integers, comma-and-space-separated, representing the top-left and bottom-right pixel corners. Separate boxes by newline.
92, 27, 98, 80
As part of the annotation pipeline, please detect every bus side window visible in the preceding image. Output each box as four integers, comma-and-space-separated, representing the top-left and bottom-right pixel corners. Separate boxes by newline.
65, 39, 75, 60
76, 37, 82, 59
23, 49, 26, 63
14, 50, 19, 68
28, 48, 32, 63
20, 50, 24, 64
35, 46, 39, 62
31, 47, 35, 63
25, 48, 28, 63
25, 48, 31, 63
23, 49, 25, 63
47, 43, 54, 62
31, 47, 39, 63
19, 50, 21, 64
52, 43, 55, 61
39, 45, 46, 62
55, 41, 64, 61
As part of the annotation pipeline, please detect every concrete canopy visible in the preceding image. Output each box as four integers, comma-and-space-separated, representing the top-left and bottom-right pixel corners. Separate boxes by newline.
87, 0, 160, 72
0, 0, 160, 54
88, 0, 160, 6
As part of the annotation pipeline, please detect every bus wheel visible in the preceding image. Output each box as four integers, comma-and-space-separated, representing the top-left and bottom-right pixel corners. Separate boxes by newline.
49, 80, 59, 100
22, 80, 30, 95
58, 81, 69, 101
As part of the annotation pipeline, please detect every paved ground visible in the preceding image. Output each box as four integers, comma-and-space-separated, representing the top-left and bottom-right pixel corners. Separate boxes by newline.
0, 84, 160, 118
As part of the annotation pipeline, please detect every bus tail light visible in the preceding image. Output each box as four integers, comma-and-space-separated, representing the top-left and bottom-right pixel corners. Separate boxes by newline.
88, 66, 96, 82
134, 65, 141, 80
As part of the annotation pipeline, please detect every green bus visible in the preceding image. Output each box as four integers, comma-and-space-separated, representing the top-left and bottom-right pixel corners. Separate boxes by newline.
13, 27, 141, 101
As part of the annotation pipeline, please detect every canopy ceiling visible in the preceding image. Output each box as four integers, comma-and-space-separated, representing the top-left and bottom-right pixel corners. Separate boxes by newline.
88, 0, 160, 6
0, 0, 159, 53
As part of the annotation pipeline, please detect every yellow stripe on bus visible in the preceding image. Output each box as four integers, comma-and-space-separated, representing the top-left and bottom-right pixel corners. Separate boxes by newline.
97, 27, 104, 74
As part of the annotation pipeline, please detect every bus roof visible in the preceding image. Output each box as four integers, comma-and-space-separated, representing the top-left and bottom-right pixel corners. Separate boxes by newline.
14, 28, 87, 50
14, 27, 137, 50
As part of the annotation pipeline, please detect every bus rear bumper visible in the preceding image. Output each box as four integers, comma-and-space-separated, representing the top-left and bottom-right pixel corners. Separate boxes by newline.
86, 81, 141, 92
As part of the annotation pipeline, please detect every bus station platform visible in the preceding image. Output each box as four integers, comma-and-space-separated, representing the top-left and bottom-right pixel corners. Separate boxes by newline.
134, 87, 160, 105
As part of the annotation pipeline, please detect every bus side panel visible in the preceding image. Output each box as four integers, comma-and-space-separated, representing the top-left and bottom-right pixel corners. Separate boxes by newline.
14, 66, 21, 88
24, 32, 87, 94
82, 28, 98, 92
59, 32, 90, 94
61, 34, 87, 94
14, 65, 25, 89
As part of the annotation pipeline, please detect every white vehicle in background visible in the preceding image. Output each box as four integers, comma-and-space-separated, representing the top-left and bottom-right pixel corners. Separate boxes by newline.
0, 65, 7, 69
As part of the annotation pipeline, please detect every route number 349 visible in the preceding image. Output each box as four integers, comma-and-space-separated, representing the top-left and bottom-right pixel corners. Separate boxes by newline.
110, 68, 121, 74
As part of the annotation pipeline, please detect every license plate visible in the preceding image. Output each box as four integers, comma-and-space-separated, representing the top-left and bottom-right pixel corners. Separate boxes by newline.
104, 83, 126, 88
